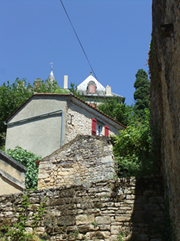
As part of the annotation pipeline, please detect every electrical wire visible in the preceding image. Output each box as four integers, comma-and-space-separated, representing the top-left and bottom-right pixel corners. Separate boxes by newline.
59, 0, 98, 80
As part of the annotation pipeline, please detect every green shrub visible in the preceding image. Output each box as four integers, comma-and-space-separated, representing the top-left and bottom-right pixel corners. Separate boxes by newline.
6, 146, 41, 189
113, 109, 154, 177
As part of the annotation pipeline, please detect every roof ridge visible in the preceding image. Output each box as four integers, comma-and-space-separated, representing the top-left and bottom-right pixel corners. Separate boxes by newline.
5, 93, 126, 129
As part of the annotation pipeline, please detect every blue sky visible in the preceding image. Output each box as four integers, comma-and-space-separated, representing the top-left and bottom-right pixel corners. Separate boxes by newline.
0, 0, 152, 106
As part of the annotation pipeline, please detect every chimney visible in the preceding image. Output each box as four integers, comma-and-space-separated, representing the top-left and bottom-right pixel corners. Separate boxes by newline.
106, 85, 111, 96
64, 75, 68, 89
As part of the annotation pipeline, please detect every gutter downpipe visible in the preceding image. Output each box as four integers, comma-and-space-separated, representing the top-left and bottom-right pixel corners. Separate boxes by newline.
4, 109, 64, 147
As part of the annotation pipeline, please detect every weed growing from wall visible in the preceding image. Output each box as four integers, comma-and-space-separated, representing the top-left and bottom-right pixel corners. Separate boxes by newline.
0, 192, 46, 241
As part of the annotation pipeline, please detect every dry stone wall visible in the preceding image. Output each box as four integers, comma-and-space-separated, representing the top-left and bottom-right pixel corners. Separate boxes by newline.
0, 177, 165, 241
151, 0, 180, 239
38, 135, 114, 189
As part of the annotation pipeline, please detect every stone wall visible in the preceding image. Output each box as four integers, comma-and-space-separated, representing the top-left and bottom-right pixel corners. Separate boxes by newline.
65, 101, 124, 144
150, 0, 180, 239
0, 177, 165, 241
38, 135, 114, 189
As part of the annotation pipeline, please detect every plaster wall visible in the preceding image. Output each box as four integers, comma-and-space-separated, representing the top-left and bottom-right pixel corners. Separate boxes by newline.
5, 95, 67, 158
0, 153, 26, 195
0, 176, 22, 195
0, 158, 25, 183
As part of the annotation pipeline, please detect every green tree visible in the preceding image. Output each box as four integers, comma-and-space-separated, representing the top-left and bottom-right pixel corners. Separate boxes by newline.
97, 97, 132, 126
6, 146, 41, 189
33, 78, 68, 94
113, 109, 154, 177
0, 78, 33, 148
68, 82, 85, 100
134, 69, 150, 119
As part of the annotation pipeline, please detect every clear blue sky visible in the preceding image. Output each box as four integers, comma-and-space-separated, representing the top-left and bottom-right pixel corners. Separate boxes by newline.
0, 0, 152, 106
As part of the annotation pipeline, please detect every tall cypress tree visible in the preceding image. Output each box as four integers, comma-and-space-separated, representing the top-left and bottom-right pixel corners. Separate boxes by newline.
134, 69, 150, 119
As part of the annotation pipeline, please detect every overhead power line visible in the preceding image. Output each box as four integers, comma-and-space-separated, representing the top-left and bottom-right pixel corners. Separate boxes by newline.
59, 0, 98, 80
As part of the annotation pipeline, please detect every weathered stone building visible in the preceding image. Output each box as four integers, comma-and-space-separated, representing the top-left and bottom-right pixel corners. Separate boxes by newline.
150, 0, 180, 239
5, 93, 125, 158
38, 135, 114, 189
77, 72, 124, 105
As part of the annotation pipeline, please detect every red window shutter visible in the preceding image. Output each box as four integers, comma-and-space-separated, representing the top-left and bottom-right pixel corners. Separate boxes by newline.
92, 118, 97, 135
105, 125, 109, 136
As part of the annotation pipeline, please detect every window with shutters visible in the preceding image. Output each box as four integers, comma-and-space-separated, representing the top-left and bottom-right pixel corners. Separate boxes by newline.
104, 125, 109, 136
92, 118, 97, 135
96, 123, 103, 136
92, 118, 109, 136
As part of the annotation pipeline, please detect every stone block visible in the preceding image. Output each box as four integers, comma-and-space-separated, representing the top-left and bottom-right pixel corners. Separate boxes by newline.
77, 233, 84, 240
95, 215, 111, 224
38, 173, 49, 179
99, 224, 111, 231
78, 225, 90, 233
35, 227, 45, 233
115, 215, 131, 222
111, 225, 121, 235
57, 215, 76, 226
25, 227, 33, 233
101, 156, 113, 164
76, 214, 94, 225
126, 194, 135, 200
110, 235, 118, 241
58, 171, 70, 176
101, 231, 110, 238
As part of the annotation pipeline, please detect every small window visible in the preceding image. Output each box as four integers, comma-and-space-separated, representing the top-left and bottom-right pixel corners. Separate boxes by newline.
92, 118, 109, 136
96, 123, 103, 136
89, 85, 95, 93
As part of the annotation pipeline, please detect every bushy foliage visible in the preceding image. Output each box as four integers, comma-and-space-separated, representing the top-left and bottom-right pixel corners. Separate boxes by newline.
134, 69, 150, 119
113, 109, 154, 177
0, 78, 33, 147
68, 83, 85, 100
97, 97, 134, 126
33, 78, 68, 94
6, 147, 41, 189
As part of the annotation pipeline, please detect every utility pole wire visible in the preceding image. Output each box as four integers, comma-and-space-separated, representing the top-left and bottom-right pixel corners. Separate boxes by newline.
59, 0, 98, 80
